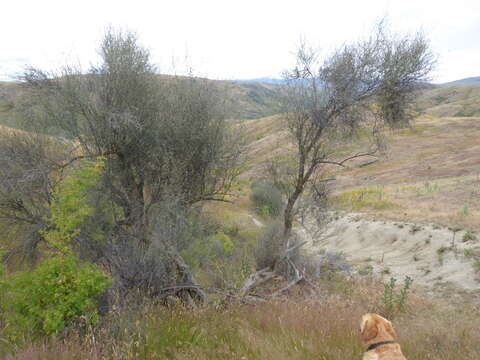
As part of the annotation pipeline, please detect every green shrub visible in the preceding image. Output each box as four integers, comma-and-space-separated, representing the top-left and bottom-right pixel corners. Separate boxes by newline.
436, 246, 450, 265
381, 268, 391, 275
382, 276, 413, 319
460, 204, 470, 216
45, 158, 105, 254
250, 181, 284, 217
212, 232, 234, 256
182, 232, 235, 269
315, 251, 351, 280
0, 250, 5, 316
0, 251, 4, 279
463, 231, 477, 242
358, 264, 374, 276
0, 256, 110, 339
0, 159, 110, 341
464, 248, 475, 258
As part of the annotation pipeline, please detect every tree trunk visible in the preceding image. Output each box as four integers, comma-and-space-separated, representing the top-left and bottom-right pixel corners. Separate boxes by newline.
277, 172, 306, 276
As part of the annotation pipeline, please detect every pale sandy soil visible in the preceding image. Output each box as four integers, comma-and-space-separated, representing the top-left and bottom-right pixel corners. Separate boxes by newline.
305, 213, 480, 292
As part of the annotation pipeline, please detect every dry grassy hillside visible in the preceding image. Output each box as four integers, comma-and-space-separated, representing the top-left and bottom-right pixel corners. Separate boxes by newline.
243, 115, 480, 231
332, 117, 480, 229
416, 84, 480, 117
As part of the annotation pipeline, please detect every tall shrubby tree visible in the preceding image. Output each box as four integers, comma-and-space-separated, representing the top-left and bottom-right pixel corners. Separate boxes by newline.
1, 29, 243, 301
268, 23, 435, 275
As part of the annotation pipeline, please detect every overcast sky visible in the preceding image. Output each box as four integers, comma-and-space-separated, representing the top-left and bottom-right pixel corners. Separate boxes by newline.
1, 0, 478, 83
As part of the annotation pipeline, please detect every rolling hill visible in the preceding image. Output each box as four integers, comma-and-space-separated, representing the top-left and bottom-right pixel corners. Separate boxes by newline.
440, 76, 480, 86
416, 84, 480, 117
3, 77, 480, 125
0, 78, 283, 128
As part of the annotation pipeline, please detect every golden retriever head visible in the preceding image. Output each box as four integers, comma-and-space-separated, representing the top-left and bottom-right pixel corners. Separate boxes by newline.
360, 313, 398, 344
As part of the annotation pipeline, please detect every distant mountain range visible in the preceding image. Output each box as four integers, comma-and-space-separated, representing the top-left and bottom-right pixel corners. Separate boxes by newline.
236, 76, 480, 87
234, 78, 286, 85
440, 77, 480, 86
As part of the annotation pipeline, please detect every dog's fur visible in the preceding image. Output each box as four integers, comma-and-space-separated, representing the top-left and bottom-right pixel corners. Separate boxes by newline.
360, 313, 406, 360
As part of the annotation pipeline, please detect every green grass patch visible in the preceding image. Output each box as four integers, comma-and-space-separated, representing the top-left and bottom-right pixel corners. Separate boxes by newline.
390, 123, 434, 136
333, 187, 398, 211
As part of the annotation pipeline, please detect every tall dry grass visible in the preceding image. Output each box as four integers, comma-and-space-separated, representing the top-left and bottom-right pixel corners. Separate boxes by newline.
3, 276, 480, 359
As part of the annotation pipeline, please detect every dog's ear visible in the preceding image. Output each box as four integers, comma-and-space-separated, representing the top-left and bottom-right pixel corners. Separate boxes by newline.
383, 319, 397, 340
360, 314, 378, 343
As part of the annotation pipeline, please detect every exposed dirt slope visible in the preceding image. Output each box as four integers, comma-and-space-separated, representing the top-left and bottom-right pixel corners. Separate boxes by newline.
305, 213, 480, 292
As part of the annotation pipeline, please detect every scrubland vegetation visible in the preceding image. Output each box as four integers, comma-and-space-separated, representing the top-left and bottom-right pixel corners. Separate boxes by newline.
3, 276, 480, 359
1, 23, 480, 359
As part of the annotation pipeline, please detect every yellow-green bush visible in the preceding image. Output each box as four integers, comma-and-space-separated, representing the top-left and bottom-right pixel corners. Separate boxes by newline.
45, 158, 105, 254
0, 158, 111, 342
182, 232, 235, 269
0, 256, 110, 339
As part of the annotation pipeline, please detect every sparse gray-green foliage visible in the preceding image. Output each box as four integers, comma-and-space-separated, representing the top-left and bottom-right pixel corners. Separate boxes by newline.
316, 251, 351, 279
410, 224, 422, 234
377, 29, 435, 128
250, 180, 284, 217
0, 132, 68, 263
269, 21, 435, 276
463, 231, 476, 242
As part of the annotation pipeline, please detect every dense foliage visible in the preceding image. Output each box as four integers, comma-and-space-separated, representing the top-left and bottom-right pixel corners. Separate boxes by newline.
0, 256, 110, 338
